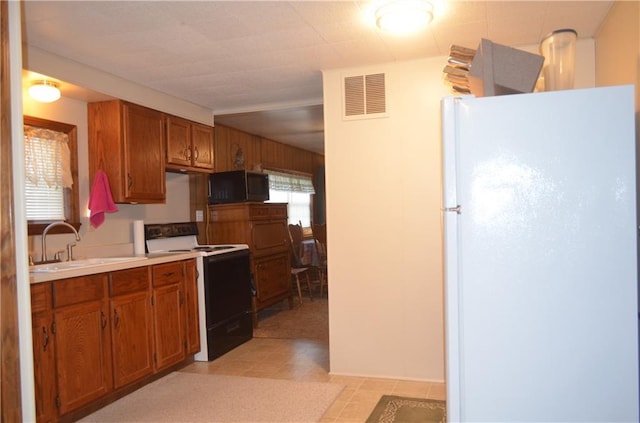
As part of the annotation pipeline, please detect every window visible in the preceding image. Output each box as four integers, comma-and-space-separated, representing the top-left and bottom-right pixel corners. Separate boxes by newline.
24, 116, 80, 236
269, 190, 312, 226
265, 170, 315, 227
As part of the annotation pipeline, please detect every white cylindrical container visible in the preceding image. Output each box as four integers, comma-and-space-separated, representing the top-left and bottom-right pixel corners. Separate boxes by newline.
133, 220, 145, 255
539, 29, 577, 91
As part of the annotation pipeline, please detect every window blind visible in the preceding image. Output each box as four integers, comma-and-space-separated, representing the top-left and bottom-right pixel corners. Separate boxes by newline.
265, 170, 315, 194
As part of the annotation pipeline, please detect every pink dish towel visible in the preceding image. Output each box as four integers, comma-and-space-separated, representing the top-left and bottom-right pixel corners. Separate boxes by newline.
88, 170, 118, 228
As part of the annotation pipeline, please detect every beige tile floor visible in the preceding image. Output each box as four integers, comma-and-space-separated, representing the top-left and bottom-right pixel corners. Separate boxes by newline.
181, 336, 446, 422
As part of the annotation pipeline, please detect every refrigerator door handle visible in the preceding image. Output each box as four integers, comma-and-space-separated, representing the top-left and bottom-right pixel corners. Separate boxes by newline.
443, 205, 461, 214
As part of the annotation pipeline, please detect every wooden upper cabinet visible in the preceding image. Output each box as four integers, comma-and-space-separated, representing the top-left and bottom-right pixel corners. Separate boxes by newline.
191, 122, 215, 170
166, 115, 214, 173
166, 116, 190, 168
88, 100, 166, 204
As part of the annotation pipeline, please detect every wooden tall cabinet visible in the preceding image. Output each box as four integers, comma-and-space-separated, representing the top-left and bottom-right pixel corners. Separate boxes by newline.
207, 203, 292, 324
88, 100, 166, 203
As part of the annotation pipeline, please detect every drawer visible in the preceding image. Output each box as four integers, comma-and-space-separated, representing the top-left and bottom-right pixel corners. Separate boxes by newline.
110, 266, 150, 296
53, 274, 107, 308
267, 204, 287, 219
249, 205, 271, 220
249, 204, 287, 220
31, 282, 52, 313
152, 261, 184, 287
207, 312, 253, 360
252, 221, 288, 252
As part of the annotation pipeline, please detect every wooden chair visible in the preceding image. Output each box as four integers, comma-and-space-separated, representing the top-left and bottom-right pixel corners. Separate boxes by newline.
290, 222, 326, 298
312, 224, 326, 248
287, 223, 313, 304
311, 224, 328, 296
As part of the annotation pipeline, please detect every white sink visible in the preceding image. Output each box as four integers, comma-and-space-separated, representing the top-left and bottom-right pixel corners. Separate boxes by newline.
30, 257, 148, 273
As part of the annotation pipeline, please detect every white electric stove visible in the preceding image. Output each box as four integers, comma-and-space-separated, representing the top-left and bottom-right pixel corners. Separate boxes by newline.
144, 222, 248, 256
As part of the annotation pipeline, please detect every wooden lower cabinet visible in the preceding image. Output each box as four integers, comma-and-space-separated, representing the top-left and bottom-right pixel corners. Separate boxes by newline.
253, 252, 290, 304
31, 283, 56, 423
109, 267, 154, 389
52, 274, 112, 416
54, 300, 112, 415
152, 261, 186, 370
110, 292, 154, 387
152, 283, 185, 369
31, 259, 199, 422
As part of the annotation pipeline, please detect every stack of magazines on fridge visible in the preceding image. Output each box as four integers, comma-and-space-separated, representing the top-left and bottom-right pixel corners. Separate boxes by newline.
442, 44, 476, 94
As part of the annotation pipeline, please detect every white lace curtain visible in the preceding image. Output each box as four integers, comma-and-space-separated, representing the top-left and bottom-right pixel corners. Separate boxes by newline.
265, 169, 315, 193
24, 125, 73, 188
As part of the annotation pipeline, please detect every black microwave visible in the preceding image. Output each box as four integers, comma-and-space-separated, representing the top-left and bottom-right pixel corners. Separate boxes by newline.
208, 170, 270, 204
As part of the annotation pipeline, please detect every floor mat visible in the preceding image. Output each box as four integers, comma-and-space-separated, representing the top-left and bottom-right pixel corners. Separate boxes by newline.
366, 395, 446, 423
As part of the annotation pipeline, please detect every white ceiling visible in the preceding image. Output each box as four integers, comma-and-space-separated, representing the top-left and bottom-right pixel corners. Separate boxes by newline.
22, 1, 613, 154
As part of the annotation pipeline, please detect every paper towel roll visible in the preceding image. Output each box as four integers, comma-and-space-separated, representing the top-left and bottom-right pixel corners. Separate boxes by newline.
133, 220, 145, 256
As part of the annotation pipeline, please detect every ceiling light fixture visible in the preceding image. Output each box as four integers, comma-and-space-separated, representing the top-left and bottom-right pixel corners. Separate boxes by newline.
28, 80, 61, 103
375, 0, 433, 34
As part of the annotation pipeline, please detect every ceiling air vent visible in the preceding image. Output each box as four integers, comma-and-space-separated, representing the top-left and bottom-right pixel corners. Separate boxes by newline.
343, 73, 387, 120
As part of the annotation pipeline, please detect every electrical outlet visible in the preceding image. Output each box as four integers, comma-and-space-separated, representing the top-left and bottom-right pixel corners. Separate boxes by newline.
195, 210, 204, 222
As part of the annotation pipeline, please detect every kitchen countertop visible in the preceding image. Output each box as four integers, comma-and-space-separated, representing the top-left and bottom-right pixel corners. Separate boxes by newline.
29, 251, 201, 284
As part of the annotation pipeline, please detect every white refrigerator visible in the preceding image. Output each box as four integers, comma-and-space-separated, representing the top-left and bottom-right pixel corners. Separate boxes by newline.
442, 85, 639, 422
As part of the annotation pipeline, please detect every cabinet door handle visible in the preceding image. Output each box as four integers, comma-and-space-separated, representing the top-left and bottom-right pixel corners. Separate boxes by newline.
114, 310, 120, 328
101, 311, 107, 329
163, 271, 175, 277
42, 326, 49, 351
127, 174, 133, 190
193, 146, 199, 161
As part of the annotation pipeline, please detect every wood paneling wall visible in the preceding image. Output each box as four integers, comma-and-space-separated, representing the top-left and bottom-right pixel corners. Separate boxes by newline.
214, 125, 262, 172
214, 124, 323, 175
190, 124, 325, 244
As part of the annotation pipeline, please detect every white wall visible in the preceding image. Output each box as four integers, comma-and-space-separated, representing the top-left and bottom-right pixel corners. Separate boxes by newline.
323, 39, 595, 382
23, 94, 192, 259
324, 57, 449, 381
594, 2, 639, 97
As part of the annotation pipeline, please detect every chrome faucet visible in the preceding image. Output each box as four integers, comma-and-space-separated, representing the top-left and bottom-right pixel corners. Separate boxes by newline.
41, 221, 81, 262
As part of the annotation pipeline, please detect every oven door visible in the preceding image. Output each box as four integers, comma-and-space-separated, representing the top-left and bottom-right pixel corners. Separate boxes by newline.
202, 249, 252, 325
202, 249, 253, 360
